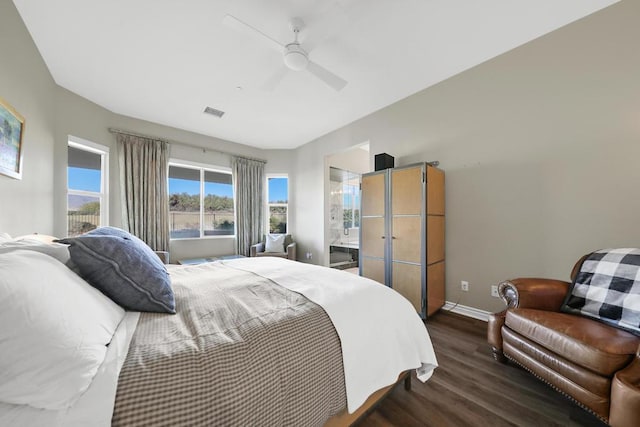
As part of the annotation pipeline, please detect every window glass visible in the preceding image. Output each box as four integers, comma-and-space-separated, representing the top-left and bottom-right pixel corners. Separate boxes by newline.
168, 164, 235, 238
354, 192, 361, 227
267, 176, 288, 233
67, 140, 108, 236
168, 166, 201, 238
68, 146, 101, 192
268, 177, 288, 203
342, 182, 360, 228
67, 194, 100, 235
269, 205, 287, 233
204, 170, 234, 236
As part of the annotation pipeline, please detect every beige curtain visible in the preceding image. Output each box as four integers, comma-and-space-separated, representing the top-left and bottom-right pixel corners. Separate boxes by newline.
232, 156, 265, 256
116, 133, 169, 251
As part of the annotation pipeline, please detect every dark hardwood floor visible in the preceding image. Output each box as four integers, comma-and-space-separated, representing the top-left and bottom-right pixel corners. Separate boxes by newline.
358, 311, 607, 427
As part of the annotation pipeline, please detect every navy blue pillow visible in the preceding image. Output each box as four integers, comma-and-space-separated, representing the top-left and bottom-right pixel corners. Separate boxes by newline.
86, 226, 148, 245
57, 228, 175, 314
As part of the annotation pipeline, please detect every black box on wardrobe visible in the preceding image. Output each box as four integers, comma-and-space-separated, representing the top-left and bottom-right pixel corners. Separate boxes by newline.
374, 153, 395, 171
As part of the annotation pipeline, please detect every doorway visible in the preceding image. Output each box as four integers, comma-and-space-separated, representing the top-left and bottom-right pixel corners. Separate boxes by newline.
329, 167, 360, 269
325, 143, 370, 270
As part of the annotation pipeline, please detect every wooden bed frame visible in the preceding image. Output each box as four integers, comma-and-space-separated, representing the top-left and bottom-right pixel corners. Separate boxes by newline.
324, 371, 411, 426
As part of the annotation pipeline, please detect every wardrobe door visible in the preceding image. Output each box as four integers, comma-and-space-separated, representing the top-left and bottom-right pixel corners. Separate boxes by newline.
390, 165, 424, 313
393, 263, 422, 312
427, 261, 445, 316
426, 166, 445, 317
360, 172, 387, 284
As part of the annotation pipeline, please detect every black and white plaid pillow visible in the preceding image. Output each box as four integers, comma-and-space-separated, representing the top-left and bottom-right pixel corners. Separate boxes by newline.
561, 248, 640, 336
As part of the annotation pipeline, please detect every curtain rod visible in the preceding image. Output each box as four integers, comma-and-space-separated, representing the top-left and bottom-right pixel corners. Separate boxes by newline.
108, 127, 267, 163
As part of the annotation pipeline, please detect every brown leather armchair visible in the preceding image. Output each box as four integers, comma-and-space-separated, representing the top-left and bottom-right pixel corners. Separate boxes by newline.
488, 254, 640, 426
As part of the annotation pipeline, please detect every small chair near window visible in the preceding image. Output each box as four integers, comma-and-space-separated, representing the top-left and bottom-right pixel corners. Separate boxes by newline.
154, 251, 170, 264
250, 234, 296, 261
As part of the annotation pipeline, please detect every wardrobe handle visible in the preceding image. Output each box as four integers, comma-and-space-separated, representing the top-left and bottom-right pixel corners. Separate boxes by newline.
381, 236, 386, 239
392, 236, 397, 239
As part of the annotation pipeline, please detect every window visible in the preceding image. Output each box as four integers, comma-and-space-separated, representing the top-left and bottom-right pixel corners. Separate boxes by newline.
342, 180, 360, 229
267, 175, 288, 233
168, 163, 235, 238
67, 137, 109, 236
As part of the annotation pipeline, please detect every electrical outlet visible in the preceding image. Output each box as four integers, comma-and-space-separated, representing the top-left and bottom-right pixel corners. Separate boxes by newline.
491, 285, 499, 298
461, 280, 469, 292
305, 252, 313, 260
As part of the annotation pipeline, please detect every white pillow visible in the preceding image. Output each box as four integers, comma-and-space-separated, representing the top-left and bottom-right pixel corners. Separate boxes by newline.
14, 234, 58, 244
0, 238, 70, 265
0, 250, 125, 410
265, 234, 286, 253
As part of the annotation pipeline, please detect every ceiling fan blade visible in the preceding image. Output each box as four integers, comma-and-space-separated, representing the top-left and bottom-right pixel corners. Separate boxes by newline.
223, 14, 284, 53
261, 67, 289, 91
306, 60, 347, 91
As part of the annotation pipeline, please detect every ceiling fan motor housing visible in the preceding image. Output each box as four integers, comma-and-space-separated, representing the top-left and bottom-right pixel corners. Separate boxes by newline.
284, 43, 309, 71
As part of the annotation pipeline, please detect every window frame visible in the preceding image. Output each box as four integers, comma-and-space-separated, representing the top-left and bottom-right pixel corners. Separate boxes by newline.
266, 173, 289, 234
168, 159, 235, 240
67, 136, 109, 235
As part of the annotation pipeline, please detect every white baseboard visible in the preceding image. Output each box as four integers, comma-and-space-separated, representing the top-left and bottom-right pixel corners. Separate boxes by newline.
442, 301, 491, 322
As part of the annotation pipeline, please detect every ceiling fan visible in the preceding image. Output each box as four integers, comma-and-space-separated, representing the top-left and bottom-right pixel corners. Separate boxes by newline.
223, 14, 348, 91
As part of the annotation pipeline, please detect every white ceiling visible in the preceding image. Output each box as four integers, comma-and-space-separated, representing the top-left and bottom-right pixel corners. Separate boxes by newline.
14, 0, 618, 149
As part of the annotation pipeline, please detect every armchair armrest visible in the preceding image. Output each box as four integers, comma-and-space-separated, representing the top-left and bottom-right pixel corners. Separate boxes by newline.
487, 310, 508, 362
498, 278, 570, 311
610, 345, 640, 427
286, 242, 297, 261
250, 242, 264, 257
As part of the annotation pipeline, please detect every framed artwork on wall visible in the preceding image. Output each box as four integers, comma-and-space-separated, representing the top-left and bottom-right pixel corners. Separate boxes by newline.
0, 96, 25, 180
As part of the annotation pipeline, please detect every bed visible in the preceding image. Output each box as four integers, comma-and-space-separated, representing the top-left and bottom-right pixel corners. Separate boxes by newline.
0, 228, 438, 426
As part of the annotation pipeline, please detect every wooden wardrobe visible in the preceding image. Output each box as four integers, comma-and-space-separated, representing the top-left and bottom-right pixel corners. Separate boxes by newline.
359, 163, 445, 319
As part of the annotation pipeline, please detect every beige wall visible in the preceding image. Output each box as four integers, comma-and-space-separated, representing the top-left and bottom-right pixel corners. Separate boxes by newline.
293, 0, 640, 312
53, 87, 117, 234
326, 145, 371, 175
0, 0, 56, 236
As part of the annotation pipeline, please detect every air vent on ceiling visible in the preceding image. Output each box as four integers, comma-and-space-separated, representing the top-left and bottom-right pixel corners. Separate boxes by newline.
203, 106, 225, 118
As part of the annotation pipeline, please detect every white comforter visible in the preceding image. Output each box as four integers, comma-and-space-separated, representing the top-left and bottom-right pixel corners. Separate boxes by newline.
223, 257, 438, 413
0, 257, 437, 423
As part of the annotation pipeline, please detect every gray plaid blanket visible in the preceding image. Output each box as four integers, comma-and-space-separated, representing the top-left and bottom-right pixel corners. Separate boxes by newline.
112, 263, 346, 426
562, 248, 640, 336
